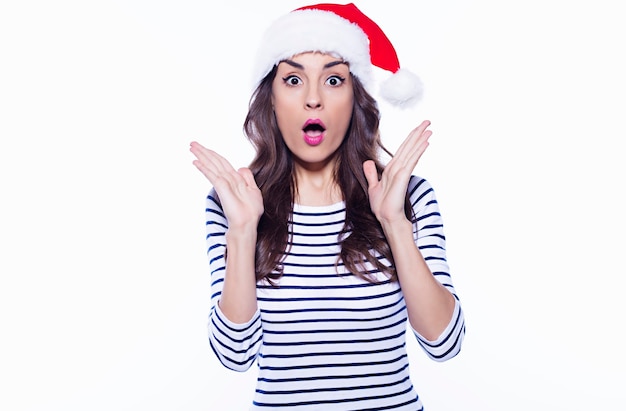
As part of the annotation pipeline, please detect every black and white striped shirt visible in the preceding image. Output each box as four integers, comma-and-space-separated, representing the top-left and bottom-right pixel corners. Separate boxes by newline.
205, 176, 465, 410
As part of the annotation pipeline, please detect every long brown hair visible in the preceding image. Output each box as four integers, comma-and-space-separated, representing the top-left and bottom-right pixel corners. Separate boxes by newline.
243, 66, 413, 284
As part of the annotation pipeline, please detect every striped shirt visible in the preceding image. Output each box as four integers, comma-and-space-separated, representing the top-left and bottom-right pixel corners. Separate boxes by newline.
205, 176, 465, 410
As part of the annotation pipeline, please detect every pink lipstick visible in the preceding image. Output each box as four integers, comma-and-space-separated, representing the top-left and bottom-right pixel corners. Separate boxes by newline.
302, 119, 326, 146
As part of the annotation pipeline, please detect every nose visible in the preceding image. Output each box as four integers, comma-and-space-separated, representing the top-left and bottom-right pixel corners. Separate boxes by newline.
305, 85, 322, 109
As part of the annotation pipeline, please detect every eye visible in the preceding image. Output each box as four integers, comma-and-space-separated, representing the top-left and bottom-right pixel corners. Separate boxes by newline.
282, 75, 302, 86
325, 75, 345, 87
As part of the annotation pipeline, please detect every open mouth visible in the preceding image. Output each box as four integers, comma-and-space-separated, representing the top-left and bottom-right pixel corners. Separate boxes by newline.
302, 119, 326, 146
302, 119, 326, 136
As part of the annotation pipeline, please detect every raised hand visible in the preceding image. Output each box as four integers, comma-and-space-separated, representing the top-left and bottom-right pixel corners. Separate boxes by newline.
363, 120, 432, 225
190, 141, 264, 230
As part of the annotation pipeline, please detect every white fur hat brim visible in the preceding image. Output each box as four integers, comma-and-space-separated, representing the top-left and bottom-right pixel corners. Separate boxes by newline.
251, 9, 373, 92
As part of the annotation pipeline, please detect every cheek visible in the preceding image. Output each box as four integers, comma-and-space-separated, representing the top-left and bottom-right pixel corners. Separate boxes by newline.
273, 107, 297, 138
335, 100, 354, 133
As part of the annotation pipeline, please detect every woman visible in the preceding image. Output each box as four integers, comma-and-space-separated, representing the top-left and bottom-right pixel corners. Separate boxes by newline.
190, 3, 465, 409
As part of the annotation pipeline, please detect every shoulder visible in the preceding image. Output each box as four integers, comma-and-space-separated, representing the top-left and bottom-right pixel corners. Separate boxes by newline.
407, 175, 442, 211
206, 188, 221, 209
205, 188, 226, 221
407, 175, 436, 199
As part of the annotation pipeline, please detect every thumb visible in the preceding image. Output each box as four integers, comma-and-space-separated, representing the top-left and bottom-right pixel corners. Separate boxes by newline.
237, 167, 258, 189
362, 160, 379, 189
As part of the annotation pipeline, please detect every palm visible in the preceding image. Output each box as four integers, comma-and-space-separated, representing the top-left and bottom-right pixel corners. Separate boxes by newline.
190, 142, 264, 229
364, 120, 432, 224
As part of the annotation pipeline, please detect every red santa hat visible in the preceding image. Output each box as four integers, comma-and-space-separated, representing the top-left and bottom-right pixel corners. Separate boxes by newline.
252, 2, 424, 108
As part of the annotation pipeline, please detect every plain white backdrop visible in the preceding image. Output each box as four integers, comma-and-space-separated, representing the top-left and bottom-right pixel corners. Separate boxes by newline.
1, 1, 624, 410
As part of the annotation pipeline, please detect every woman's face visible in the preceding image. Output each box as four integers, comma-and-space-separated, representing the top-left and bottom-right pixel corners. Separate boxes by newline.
271, 52, 354, 172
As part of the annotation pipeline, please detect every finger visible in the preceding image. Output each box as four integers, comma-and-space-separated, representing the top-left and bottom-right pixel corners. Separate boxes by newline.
191, 148, 244, 191
398, 120, 430, 151
237, 167, 259, 189
190, 143, 218, 170
395, 125, 432, 170
362, 160, 379, 189
415, 119, 431, 134
383, 136, 431, 189
189, 141, 214, 163
407, 130, 433, 164
389, 138, 429, 182
191, 145, 228, 173
191, 145, 241, 184
405, 129, 432, 165
392, 120, 431, 164
192, 158, 221, 184
210, 149, 239, 175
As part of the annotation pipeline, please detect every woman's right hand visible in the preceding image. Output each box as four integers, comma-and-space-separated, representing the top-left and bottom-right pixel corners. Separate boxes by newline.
190, 141, 264, 230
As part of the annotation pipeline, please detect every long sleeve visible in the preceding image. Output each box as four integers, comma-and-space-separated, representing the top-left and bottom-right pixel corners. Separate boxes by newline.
407, 176, 465, 361
205, 190, 263, 371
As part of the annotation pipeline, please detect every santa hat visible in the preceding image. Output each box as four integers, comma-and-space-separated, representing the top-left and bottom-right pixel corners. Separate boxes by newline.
252, 3, 423, 108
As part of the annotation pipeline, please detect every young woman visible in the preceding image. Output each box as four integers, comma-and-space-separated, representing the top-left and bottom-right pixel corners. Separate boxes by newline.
190, 3, 465, 409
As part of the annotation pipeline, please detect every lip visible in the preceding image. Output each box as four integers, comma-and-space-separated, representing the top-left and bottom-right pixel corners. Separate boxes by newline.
302, 119, 326, 146
303, 119, 326, 129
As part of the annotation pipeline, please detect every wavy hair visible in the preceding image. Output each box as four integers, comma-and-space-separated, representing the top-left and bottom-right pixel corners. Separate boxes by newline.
243, 66, 413, 284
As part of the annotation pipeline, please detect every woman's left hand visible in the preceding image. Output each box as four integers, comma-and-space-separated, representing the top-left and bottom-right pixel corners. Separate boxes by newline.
363, 120, 432, 225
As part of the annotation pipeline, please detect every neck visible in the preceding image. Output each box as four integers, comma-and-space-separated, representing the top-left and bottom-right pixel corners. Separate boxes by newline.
293, 162, 342, 206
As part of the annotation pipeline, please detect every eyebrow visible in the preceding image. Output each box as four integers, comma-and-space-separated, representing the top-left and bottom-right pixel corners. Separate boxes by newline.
282, 59, 348, 70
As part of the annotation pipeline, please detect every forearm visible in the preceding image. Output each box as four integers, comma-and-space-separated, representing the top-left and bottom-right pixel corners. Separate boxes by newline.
219, 224, 259, 323
382, 218, 456, 341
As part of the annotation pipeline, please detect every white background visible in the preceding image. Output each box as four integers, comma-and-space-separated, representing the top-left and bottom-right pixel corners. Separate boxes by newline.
1, 1, 624, 410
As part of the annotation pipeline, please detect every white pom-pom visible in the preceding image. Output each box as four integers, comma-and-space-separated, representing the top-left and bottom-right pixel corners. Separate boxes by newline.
379, 68, 424, 108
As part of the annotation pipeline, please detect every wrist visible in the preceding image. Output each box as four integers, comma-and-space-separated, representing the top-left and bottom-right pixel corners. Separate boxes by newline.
380, 217, 413, 241
225, 223, 258, 246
